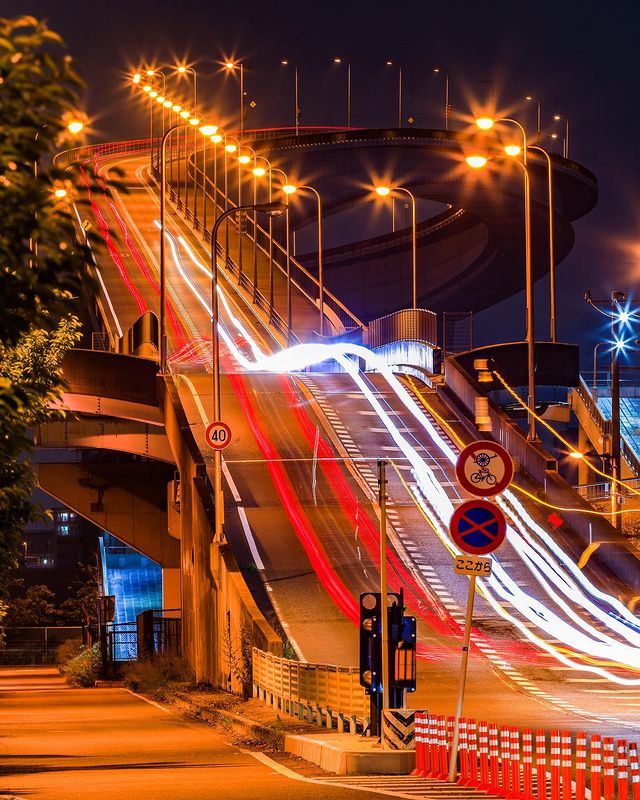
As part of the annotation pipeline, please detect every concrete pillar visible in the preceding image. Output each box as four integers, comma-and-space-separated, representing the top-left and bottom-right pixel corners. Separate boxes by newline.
162, 568, 181, 610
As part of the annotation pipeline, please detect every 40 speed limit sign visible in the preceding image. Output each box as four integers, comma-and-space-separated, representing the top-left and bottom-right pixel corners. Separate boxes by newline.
205, 421, 232, 450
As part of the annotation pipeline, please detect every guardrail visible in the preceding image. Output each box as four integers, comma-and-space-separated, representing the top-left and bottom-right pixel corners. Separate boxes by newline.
54, 137, 155, 167
573, 377, 640, 479
252, 648, 369, 733
369, 308, 437, 349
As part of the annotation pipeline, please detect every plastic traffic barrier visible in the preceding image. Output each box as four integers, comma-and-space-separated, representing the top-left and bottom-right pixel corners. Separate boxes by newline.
575, 732, 587, 800
618, 740, 629, 800
550, 730, 561, 800
629, 742, 640, 800
522, 729, 534, 800
535, 730, 547, 800
561, 731, 572, 800
603, 737, 615, 800
591, 735, 603, 800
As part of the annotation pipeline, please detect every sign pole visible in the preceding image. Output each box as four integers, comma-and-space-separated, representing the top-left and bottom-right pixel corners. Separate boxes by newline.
448, 574, 477, 782
378, 459, 390, 743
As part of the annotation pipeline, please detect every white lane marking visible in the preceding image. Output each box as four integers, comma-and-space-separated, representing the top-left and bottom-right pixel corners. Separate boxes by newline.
125, 688, 171, 713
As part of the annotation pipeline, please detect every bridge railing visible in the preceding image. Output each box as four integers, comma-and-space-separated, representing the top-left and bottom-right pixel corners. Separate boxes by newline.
252, 648, 369, 733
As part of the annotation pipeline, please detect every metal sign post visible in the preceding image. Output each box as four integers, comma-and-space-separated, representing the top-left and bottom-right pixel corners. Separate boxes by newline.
448, 570, 479, 782
378, 459, 390, 740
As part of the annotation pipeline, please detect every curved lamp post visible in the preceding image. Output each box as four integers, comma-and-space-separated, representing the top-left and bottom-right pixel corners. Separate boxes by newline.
210, 201, 287, 539
374, 185, 417, 309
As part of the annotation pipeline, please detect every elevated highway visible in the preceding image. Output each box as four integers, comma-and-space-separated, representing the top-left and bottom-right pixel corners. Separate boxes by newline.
244, 127, 598, 318
42, 136, 640, 738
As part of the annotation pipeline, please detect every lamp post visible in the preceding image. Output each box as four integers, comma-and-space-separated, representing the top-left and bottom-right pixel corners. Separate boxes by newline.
146, 69, 166, 172
529, 145, 556, 341
238, 147, 259, 291
210, 201, 287, 539
433, 67, 450, 129
225, 61, 245, 136
525, 95, 542, 138
553, 114, 569, 158
269, 167, 292, 340
593, 341, 607, 400
333, 57, 351, 129
159, 122, 191, 372
177, 65, 197, 213
281, 183, 325, 339
375, 185, 417, 309
198, 125, 218, 238
585, 290, 627, 530
386, 59, 403, 128
281, 59, 299, 134
467, 149, 536, 440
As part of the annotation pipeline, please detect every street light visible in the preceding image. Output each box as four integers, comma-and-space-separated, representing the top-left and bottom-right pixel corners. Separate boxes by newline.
585, 290, 627, 530
433, 67, 450, 130
280, 183, 325, 339
225, 60, 245, 135
528, 145, 556, 341
159, 122, 191, 373
281, 59, 299, 134
466, 152, 536, 440
385, 59, 403, 128
553, 114, 569, 158
66, 119, 84, 135
375, 185, 417, 309
177, 65, 197, 215
525, 95, 542, 137
209, 201, 287, 540
199, 124, 219, 236
333, 57, 351, 129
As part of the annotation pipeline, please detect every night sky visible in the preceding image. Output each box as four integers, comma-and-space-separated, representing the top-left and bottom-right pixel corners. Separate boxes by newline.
6, 0, 640, 362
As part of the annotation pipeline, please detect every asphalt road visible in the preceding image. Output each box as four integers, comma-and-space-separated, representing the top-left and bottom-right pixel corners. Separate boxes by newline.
0, 668, 386, 800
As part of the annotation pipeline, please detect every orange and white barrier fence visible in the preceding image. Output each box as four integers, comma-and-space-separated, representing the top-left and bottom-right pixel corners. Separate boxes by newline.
413, 713, 638, 799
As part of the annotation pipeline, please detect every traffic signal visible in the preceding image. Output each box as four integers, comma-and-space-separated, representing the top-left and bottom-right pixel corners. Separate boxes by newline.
359, 592, 382, 694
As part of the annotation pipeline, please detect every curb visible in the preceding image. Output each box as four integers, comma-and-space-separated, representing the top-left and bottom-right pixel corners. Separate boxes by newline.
173, 691, 285, 748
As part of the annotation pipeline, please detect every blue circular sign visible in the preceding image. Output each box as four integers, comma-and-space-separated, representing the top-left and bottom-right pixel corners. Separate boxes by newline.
449, 499, 506, 555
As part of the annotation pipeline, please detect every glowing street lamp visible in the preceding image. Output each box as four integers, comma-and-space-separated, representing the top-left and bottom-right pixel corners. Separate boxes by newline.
132, 72, 141, 84
385, 59, 403, 128
281, 59, 300, 134
375, 185, 417, 309
280, 183, 326, 338
209, 200, 287, 541
225, 60, 245, 135
553, 114, 569, 158
333, 57, 351, 129
433, 67, 450, 130
466, 152, 536, 440
66, 119, 84, 135
525, 95, 541, 136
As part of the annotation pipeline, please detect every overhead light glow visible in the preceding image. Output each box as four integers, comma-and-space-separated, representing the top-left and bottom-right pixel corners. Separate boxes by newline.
568, 451, 584, 460
282, 184, 298, 194
163, 99, 172, 107
189, 116, 200, 125
132, 73, 141, 84
253, 167, 266, 177
505, 144, 521, 156
54, 188, 67, 198
146, 69, 154, 76
466, 155, 488, 169
66, 120, 84, 135
199, 124, 218, 136
211, 134, 223, 143
475, 117, 495, 130
225, 61, 235, 69
149, 91, 158, 98
172, 104, 181, 112
225, 143, 237, 152
238, 154, 251, 164
179, 109, 190, 118
143, 85, 152, 93
177, 66, 187, 73
375, 186, 391, 196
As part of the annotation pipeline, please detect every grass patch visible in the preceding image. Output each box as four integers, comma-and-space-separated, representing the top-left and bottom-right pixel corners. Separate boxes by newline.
124, 654, 194, 700
59, 643, 101, 687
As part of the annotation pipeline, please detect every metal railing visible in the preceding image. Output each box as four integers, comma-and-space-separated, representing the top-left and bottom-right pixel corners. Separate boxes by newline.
368, 308, 437, 349
573, 481, 611, 501
252, 648, 369, 734
54, 137, 157, 167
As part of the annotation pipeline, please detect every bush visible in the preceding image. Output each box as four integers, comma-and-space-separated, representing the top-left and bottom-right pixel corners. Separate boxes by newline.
56, 638, 84, 668
59, 643, 101, 687
124, 654, 193, 700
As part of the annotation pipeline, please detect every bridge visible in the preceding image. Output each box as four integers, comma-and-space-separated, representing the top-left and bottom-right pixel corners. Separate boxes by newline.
40, 126, 640, 738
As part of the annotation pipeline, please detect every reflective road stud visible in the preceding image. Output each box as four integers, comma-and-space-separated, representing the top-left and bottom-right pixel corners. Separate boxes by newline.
536, 730, 547, 800
604, 737, 615, 800
618, 740, 629, 800
575, 732, 587, 800
591, 735, 602, 800
629, 742, 640, 800
561, 731, 572, 800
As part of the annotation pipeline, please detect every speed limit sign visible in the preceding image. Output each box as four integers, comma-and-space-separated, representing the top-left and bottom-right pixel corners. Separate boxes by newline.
205, 421, 232, 450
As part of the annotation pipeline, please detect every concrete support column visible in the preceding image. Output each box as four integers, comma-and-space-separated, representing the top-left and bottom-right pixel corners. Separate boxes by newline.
162, 568, 181, 610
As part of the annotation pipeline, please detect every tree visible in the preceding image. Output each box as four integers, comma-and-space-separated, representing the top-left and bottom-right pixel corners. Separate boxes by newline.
0, 17, 94, 613
4, 584, 58, 627
58, 564, 102, 627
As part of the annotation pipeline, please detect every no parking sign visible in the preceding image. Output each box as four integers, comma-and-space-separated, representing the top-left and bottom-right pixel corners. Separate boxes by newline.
449, 499, 506, 555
